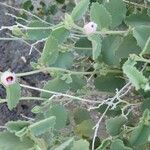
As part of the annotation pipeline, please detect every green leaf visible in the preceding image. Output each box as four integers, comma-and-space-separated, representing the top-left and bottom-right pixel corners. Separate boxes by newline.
101, 35, 121, 66
71, 0, 89, 21
45, 105, 68, 130
94, 73, 125, 92
70, 75, 86, 91
125, 14, 150, 27
106, 116, 127, 136
51, 27, 70, 44
148, 8, 150, 17
133, 25, 150, 49
129, 124, 150, 146
141, 98, 150, 112
116, 34, 141, 60
74, 119, 94, 137
96, 139, 111, 150
104, 0, 127, 28
6, 83, 21, 110
141, 36, 150, 55
54, 138, 74, 150
40, 78, 69, 98
129, 110, 150, 146
90, 3, 112, 29
6, 120, 30, 133
39, 36, 59, 66
123, 60, 148, 90
71, 139, 89, 150
64, 14, 74, 30
0, 132, 34, 150
53, 52, 74, 69
110, 139, 132, 150
75, 37, 92, 57
29, 116, 56, 136
88, 34, 102, 60
73, 108, 91, 124
27, 20, 51, 40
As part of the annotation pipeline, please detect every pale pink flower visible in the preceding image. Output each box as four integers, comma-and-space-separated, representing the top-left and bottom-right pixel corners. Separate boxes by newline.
0, 71, 16, 86
83, 22, 97, 35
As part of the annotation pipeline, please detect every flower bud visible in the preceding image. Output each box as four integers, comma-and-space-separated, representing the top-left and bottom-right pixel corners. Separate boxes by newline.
83, 22, 97, 35
0, 71, 16, 86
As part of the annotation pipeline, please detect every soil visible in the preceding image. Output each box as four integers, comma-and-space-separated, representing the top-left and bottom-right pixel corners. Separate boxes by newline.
0, 0, 49, 125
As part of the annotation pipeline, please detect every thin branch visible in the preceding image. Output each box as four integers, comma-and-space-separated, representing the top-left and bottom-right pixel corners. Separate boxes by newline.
123, 0, 149, 8
20, 84, 102, 104
0, 2, 53, 25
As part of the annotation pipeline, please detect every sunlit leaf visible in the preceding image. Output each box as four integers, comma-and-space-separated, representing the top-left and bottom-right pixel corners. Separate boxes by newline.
74, 119, 94, 137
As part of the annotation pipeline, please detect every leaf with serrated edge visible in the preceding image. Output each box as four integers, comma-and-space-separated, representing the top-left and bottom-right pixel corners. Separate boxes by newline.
88, 34, 102, 60
106, 116, 127, 136
71, 139, 89, 150
123, 60, 148, 90
110, 139, 132, 150
90, 2, 112, 29
29, 116, 56, 136
6, 82, 21, 110
71, 0, 89, 21
54, 138, 74, 150
27, 20, 51, 40
104, 0, 127, 28
141, 36, 150, 55
39, 36, 59, 66
0, 132, 34, 150
133, 25, 150, 49
6, 120, 30, 133
125, 14, 150, 27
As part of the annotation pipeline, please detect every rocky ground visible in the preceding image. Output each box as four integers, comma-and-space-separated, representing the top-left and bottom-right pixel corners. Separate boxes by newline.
0, 0, 50, 125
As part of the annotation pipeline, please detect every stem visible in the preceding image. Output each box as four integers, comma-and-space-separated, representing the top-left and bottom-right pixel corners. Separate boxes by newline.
73, 24, 129, 35
20, 84, 101, 104
131, 55, 150, 64
0, 97, 47, 104
96, 30, 128, 35
123, 0, 149, 8
16, 67, 97, 77
0, 2, 52, 25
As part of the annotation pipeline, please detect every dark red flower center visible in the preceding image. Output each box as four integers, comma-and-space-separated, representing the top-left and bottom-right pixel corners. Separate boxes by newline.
6, 76, 14, 82
91, 24, 94, 28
